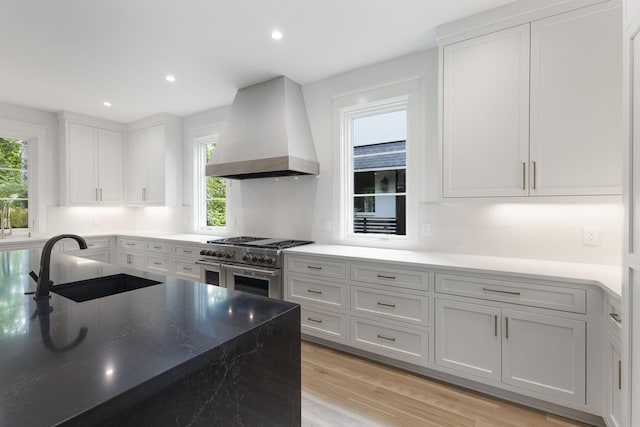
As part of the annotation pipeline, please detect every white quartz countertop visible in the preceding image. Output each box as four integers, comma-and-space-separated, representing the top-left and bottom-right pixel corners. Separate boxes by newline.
284, 244, 622, 298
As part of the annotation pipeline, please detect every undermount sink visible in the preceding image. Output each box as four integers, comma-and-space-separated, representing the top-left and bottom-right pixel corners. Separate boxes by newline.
51, 274, 162, 302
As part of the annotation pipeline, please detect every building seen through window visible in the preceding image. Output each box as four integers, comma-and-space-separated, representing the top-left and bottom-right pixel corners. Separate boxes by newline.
352, 109, 406, 236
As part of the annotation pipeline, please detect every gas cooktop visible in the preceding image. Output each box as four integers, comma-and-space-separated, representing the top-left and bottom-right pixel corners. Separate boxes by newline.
207, 236, 313, 250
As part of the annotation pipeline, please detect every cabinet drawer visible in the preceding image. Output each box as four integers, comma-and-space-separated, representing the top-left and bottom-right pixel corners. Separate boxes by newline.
174, 261, 200, 280
146, 255, 171, 272
435, 273, 586, 314
351, 286, 429, 327
287, 256, 347, 279
351, 264, 429, 291
301, 308, 347, 343
606, 295, 622, 334
146, 241, 172, 254
287, 274, 347, 311
64, 238, 109, 252
174, 245, 199, 259
119, 239, 145, 251
350, 317, 429, 366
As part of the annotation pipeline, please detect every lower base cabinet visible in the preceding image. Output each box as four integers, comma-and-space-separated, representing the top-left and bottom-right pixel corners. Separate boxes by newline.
604, 330, 623, 427
350, 316, 429, 366
435, 298, 586, 405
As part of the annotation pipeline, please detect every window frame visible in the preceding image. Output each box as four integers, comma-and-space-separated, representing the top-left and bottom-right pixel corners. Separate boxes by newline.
340, 96, 410, 241
194, 135, 229, 233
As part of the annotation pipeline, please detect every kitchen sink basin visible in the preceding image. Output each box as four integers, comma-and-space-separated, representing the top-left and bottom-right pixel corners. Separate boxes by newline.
51, 274, 162, 302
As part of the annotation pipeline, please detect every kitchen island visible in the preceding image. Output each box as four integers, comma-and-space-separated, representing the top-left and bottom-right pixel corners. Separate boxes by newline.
0, 249, 301, 426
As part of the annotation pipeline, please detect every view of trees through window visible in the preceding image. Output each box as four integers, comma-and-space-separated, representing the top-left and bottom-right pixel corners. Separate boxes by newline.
0, 138, 28, 229
205, 143, 226, 227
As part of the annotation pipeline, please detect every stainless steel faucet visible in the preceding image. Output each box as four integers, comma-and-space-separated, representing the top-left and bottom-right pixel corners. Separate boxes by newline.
32, 234, 88, 300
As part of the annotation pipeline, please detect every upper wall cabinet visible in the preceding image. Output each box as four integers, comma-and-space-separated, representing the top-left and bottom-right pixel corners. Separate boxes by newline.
125, 115, 183, 206
442, 24, 530, 197
440, 0, 622, 198
59, 113, 124, 205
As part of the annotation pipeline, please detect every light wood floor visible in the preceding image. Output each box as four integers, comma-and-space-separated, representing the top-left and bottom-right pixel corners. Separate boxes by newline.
301, 341, 592, 427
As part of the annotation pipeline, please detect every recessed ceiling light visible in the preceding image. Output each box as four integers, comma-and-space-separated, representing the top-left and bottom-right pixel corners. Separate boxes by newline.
165, 74, 176, 83
103, 101, 112, 107
271, 30, 283, 40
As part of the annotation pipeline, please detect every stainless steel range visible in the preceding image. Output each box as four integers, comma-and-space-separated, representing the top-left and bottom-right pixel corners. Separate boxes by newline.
196, 237, 313, 299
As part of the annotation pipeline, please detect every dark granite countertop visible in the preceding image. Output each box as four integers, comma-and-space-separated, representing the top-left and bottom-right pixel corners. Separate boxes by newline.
0, 249, 299, 426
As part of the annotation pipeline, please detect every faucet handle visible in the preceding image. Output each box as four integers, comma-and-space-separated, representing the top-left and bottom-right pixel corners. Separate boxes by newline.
29, 271, 38, 283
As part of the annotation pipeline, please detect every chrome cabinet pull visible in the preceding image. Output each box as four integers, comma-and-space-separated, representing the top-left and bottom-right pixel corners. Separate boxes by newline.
183, 250, 193, 254
307, 289, 323, 294
377, 334, 396, 342
307, 317, 323, 323
505, 317, 509, 339
153, 262, 162, 266
532, 161, 537, 190
307, 265, 322, 270
522, 162, 526, 190
95, 188, 99, 201
610, 312, 622, 323
494, 315, 498, 337
183, 267, 192, 271
377, 274, 396, 280
482, 287, 521, 296
125, 243, 135, 246
377, 302, 396, 308
153, 246, 162, 249
99, 188, 103, 201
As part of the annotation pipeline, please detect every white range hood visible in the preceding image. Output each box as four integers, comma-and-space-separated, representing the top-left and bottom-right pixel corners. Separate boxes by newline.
206, 76, 319, 179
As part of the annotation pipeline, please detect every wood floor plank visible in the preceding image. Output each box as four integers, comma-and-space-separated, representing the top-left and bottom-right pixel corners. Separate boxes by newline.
301, 341, 593, 427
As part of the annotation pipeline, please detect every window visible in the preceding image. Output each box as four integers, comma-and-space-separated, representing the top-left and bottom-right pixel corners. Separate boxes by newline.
0, 138, 29, 231
343, 99, 407, 237
196, 137, 227, 230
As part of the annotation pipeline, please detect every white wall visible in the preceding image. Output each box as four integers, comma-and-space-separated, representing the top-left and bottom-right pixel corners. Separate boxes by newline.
184, 48, 622, 265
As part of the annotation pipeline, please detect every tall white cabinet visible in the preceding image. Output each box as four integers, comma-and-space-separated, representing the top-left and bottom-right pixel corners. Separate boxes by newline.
59, 113, 124, 205
440, 0, 622, 198
125, 114, 183, 206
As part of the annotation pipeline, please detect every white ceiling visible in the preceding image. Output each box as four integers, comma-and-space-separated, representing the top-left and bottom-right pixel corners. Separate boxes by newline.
0, 0, 514, 123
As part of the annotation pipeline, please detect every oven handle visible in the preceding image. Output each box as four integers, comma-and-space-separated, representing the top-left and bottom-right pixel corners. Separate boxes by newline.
195, 260, 221, 269
221, 264, 281, 277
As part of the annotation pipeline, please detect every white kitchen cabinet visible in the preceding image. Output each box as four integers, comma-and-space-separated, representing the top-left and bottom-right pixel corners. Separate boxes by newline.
441, 1, 622, 198
605, 330, 623, 427
501, 309, 585, 404
126, 114, 183, 206
62, 237, 112, 263
435, 298, 502, 381
435, 298, 586, 404
64, 121, 124, 205
442, 24, 530, 197
529, 3, 622, 195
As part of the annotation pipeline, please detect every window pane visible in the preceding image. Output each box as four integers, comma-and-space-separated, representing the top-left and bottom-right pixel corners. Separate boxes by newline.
207, 199, 226, 227
0, 138, 28, 230
353, 195, 405, 236
349, 105, 407, 237
353, 110, 406, 146
203, 142, 226, 227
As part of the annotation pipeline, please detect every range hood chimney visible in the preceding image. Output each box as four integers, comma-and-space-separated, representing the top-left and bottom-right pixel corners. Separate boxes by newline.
206, 76, 319, 179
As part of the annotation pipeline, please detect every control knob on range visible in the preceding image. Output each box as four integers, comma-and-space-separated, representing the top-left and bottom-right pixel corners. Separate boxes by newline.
257, 256, 266, 263
265, 257, 274, 265
242, 254, 250, 261
225, 252, 233, 259
199, 249, 207, 256
251, 255, 259, 262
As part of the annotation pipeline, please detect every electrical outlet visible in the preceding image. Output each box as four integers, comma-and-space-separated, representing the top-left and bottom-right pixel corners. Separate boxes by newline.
421, 223, 432, 237
583, 226, 600, 246
92, 216, 100, 226
323, 220, 332, 232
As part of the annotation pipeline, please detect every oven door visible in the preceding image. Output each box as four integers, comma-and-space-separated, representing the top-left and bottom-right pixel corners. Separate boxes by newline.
222, 264, 281, 299
195, 260, 222, 287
